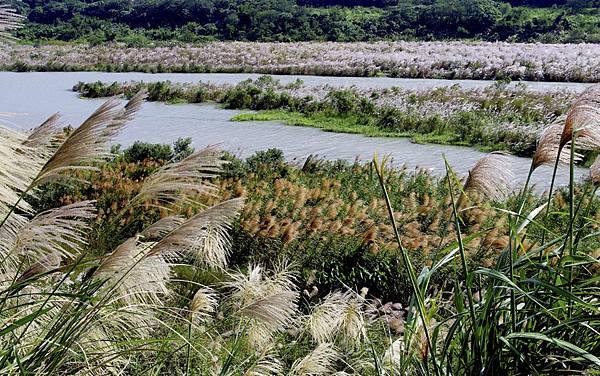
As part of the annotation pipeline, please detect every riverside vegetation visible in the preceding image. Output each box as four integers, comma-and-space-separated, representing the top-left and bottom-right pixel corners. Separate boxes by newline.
3, 42, 600, 82
74, 77, 582, 158
0, 75, 599, 374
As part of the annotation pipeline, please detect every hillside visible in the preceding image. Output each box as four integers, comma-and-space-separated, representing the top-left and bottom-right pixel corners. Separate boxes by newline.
7, 0, 600, 45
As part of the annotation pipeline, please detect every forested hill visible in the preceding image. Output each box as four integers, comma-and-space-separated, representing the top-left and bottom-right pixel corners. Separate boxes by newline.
8, 0, 600, 45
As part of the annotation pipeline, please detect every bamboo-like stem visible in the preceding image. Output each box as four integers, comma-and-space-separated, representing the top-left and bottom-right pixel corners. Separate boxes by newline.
186, 313, 193, 376
567, 133, 576, 318
539, 144, 563, 261
444, 158, 483, 370
373, 156, 440, 376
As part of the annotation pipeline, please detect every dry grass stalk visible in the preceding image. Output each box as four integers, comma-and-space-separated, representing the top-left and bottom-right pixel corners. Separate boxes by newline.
132, 146, 224, 210
559, 85, 600, 150
532, 122, 582, 170
289, 343, 340, 376
36, 92, 145, 185
148, 198, 244, 267
463, 152, 514, 201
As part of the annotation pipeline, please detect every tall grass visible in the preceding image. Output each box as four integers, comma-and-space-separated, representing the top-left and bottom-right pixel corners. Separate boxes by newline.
373, 86, 600, 374
1, 75, 599, 374
0, 94, 245, 374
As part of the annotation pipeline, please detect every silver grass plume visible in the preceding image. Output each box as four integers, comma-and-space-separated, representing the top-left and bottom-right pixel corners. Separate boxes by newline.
10, 201, 96, 278
35, 92, 145, 185
532, 122, 582, 171
559, 85, 600, 151
16, 252, 61, 282
225, 264, 299, 349
304, 290, 367, 349
0, 126, 52, 215
23, 113, 61, 149
289, 343, 340, 376
0, 3, 23, 43
148, 198, 244, 268
190, 286, 218, 322
140, 215, 185, 239
93, 236, 171, 306
463, 152, 514, 201
131, 147, 225, 210
244, 352, 284, 376
0, 213, 28, 274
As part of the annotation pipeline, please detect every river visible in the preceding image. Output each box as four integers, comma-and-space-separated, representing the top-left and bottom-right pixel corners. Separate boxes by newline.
0, 72, 590, 191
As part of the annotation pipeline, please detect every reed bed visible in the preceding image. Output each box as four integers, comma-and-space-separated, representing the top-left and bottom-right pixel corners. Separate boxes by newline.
2, 41, 600, 82
74, 77, 576, 157
0, 79, 599, 375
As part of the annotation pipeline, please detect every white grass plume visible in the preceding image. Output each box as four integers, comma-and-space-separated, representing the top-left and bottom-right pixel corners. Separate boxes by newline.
532, 122, 582, 170
93, 236, 171, 306
13, 201, 96, 263
304, 290, 367, 349
131, 147, 225, 210
245, 353, 284, 376
463, 152, 514, 201
35, 92, 145, 185
226, 264, 299, 348
140, 215, 185, 239
190, 286, 218, 322
289, 343, 340, 376
148, 198, 244, 268
560, 85, 600, 150
0, 126, 50, 215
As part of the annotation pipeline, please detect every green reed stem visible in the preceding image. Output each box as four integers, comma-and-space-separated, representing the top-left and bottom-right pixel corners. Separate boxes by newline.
373, 157, 440, 376
567, 133, 576, 318
444, 158, 482, 370
539, 145, 563, 259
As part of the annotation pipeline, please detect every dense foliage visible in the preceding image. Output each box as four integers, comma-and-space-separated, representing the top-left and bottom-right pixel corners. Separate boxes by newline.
5, 42, 600, 82
10, 0, 600, 44
73, 77, 580, 158
1, 76, 599, 375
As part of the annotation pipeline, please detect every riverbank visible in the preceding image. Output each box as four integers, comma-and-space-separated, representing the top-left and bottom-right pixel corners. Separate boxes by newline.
3, 41, 600, 82
73, 77, 580, 158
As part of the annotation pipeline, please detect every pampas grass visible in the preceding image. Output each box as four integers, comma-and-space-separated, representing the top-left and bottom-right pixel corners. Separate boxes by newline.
36, 92, 145, 185
559, 85, 600, 150
0, 95, 247, 375
463, 152, 514, 201
532, 122, 581, 170
289, 343, 340, 376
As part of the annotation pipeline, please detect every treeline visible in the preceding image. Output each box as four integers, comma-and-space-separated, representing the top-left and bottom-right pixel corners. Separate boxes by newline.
11, 0, 600, 45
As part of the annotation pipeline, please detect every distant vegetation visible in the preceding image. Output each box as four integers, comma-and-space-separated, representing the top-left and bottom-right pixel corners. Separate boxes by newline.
7, 0, 600, 45
73, 77, 580, 158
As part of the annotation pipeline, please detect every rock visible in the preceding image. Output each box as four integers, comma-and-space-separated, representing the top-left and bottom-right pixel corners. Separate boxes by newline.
391, 303, 403, 310
386, 317, 405, 334
380, 302, 393, 314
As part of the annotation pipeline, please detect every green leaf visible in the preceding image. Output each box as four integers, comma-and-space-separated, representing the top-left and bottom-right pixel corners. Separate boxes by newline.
505, 332, 600, 367
0, 308, 51, 337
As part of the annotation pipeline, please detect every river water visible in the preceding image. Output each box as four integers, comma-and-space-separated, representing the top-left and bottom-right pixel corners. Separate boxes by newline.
0, 72, 591, 191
